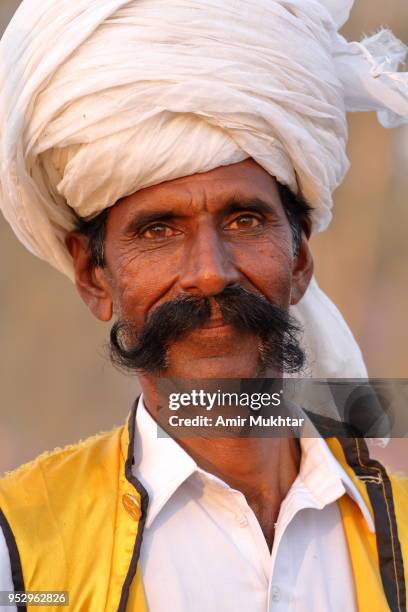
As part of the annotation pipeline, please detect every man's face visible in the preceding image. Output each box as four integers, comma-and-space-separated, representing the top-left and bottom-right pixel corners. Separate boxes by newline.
68, 159, 313, 378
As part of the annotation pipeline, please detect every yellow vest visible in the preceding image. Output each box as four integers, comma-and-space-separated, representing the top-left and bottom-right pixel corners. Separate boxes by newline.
0, 404, 407, 612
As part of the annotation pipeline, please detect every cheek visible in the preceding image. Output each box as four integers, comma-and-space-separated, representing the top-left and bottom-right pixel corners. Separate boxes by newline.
106, 244, 182, 325
233, 236, 294, 307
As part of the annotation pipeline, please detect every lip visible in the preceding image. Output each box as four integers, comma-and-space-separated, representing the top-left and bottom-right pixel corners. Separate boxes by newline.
189, 322, 235, 336
200, 318, 229, 329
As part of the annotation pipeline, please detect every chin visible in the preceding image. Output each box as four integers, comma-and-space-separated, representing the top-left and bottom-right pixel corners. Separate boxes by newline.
163, 355, 263, 379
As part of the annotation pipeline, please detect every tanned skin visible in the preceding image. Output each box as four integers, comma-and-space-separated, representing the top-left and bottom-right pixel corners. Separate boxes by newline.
66, 159, 314, 549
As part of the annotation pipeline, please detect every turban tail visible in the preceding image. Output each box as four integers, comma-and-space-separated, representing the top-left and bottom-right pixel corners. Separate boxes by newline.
1, 0, 407, 377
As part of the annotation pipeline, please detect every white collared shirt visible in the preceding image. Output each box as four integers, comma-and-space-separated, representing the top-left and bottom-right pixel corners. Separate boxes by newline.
134, 398, 374, 612
0, 398, 375, 611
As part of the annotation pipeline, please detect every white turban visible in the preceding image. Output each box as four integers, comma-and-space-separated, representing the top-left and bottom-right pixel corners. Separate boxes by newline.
1, 0, 407, 377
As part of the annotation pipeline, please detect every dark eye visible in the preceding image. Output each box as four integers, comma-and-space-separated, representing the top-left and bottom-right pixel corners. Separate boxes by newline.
225, 214, 262, 231
140, 223, 180, 240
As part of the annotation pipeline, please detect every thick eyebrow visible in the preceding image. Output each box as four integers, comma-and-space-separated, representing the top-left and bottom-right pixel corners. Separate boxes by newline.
124, 210, 182, 235
123, 196, 276, 235
221, 196, 276, 217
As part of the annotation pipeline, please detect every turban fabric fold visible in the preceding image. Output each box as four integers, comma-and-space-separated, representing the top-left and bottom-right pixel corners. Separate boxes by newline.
1, 0, 408, 377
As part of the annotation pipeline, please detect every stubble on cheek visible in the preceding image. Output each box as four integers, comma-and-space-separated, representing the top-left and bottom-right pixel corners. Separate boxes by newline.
244, 231, 295, 308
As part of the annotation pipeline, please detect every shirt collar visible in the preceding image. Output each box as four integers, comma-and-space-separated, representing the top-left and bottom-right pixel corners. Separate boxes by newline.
133, 396, 198, 528
296, 408, 375, 532
298, 436, 375, 532
133, 396, 375, 532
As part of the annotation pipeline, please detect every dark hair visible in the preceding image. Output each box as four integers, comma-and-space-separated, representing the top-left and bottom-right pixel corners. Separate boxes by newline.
75, 208, 109, 267
75, 183, 312, 267
277, 183, 312, 256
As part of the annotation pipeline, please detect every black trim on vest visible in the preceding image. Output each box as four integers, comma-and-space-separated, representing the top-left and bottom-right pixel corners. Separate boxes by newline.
0, 508, 27, 611
304, 410, 361, 438
118, 397, 150, 612
339, 437, 406, 612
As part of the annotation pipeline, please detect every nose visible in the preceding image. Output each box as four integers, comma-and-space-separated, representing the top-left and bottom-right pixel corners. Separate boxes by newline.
179, 224, 240, 296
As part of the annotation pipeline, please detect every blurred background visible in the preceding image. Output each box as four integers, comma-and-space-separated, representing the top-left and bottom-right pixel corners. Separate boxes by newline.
0, 1, 407, 473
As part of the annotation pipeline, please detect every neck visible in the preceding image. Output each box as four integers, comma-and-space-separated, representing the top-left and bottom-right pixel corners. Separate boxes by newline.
139, 375, 301, 550
181, 435, 300, 549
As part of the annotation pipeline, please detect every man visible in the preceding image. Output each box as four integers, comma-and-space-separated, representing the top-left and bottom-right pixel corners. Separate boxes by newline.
0, 0, 407, 611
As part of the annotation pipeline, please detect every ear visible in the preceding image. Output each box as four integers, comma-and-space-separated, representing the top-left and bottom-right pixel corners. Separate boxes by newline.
65, 232, 113, 322
290, 228, 314, 306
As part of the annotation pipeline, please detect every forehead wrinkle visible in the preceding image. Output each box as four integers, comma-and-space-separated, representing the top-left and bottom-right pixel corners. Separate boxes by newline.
125, 183, 211, 219
120, 187, 195, 222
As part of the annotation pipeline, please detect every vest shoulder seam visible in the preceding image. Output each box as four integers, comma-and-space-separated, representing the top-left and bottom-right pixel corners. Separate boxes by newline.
0, 424, 124, 481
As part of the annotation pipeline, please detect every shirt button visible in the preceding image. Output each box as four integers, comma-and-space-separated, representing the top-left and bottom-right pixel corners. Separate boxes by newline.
122, 493, 142, 521
271, 586, 281, 602
235, 513, 248, 527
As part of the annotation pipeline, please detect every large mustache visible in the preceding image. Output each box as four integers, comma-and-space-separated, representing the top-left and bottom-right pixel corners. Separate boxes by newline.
109, 285, 305, 374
